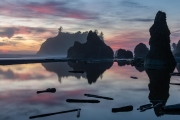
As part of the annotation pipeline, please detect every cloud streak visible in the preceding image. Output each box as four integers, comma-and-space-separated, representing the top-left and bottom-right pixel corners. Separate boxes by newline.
0, 1, 98, 20
122, 18, 154, 22
120, 0, 147, 8
0, 26, 55, 38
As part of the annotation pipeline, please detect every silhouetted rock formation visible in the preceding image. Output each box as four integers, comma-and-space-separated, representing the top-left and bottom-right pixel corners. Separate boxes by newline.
68, 61, 113, 84
37, 31, 88, 55
173, 40, 180, 57
146, 65, 175, 116
134, 43, 149, 58
67, 31, 114, 59
176, 63, 180, 72
144, 11, 176, 68
172, 43, 177, 55
42, 61, 113, 84
115, 49, 133, 59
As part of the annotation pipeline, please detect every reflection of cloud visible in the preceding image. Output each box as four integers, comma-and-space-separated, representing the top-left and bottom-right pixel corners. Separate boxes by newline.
0, 68, 48, 80
0, 88, 96, 120
0, 42, 8, 46
0, 89, 96, 106
123, 88, 148, 92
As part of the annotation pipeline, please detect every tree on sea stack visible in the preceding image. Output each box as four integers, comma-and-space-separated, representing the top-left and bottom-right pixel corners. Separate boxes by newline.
144, 11, 176, 69
58, 26, 63, 33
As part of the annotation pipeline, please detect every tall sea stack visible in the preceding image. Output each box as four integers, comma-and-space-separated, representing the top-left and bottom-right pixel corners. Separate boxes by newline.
144, 11, 176, 68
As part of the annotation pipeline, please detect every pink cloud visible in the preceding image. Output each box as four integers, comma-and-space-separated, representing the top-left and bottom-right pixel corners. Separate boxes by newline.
25, 4, 55, 14
106, 30, 150, 52
0, 1, 97, 20
0, 89, 96, 106
0, 68, 50, 80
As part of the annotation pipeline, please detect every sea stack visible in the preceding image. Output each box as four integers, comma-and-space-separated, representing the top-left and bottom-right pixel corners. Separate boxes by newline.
173, 40, 180, 57
134, 43, 149, 58
115, 49, 133, 59
144, 11, 176, 68
67, 31, 114, 59
37, 30, 88, 55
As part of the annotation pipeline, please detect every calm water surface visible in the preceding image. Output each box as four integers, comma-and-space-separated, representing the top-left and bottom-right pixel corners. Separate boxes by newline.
0, 62, 180, 120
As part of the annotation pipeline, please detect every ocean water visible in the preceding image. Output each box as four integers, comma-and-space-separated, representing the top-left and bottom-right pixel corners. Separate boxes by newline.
0, 62, 180, 120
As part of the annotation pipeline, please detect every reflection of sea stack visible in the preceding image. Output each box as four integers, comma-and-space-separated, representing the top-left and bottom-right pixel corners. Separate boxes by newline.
144, 11, 176, 68
117, 61, 130, 66
135, 65, 145, 72
68, 62, 113, 84
67, 31, 114, 59
145, 65, 175, 116
115, 49, 133, 59
42, 62, 85, 83
134, 43, 149, 58
41, 62, 113, 84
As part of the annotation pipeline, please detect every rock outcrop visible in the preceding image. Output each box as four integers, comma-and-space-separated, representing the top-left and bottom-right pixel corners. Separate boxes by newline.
176, 63, 180, 72
115, 49, 133, 59
173, 40, 180, 56
144, 11, 176, 68
134, 43, 149, 58
37, 31, 88, 55
67, 31, 114, 59
172, 42, 177, 55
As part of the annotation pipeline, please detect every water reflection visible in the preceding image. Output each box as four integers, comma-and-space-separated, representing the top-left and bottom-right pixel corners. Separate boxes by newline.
0, 62, 180, 119
117, 61, 130, 66
176, 63, 180, 72
117, 61, 145, 72
145, 66, 176, 117
135, 65, 145, 72
42, 62, 113, 84
42, 62, 84, 83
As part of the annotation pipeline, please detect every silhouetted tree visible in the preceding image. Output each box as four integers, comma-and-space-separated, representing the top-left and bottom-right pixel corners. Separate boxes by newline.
59, 26, 63, 33
99, 31, 104, 41
76, 31, 81, 34
94, 29, 98, 34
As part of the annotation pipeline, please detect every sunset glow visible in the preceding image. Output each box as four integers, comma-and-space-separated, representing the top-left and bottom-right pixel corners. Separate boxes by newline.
0, 0, 180, 54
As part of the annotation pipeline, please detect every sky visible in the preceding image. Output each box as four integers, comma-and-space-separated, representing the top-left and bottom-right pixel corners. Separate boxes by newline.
0, 0, 180, 54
